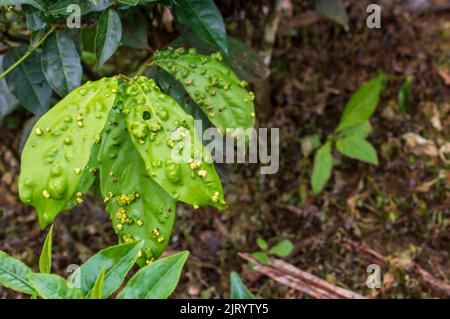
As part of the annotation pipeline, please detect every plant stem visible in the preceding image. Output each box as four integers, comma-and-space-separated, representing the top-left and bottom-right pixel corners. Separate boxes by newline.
135, 56, 154, 77
0, 26, 56, 80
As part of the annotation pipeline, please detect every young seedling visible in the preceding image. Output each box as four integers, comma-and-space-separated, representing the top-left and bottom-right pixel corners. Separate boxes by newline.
251, 238, 294, 265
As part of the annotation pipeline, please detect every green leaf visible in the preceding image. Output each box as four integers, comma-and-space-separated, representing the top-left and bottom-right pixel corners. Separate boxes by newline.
42, 31, 82, 97
39, 224, 53, 274
0, 0, 45, 11
398, 75, 413, 115
269, 239, 293, 257
47, 0, 113, 16
98, 108, 176, 266
311, 141, 333, 195
256, 238, 268, 250
95, 9, 122, 66
90, 267, 105, 299
173, 0, 228, 54
117, 0, 139, 5
121, 10, 149, 50
313, 0, 349, 31
337, 72, 387, 132
122, 76, 226, 210
154, 48, 256, 133
339, 120, 373, 138
69, 241, 144, 298
4, 45, 52, 116
0, 250, 36, 295
336, 135, 379, 165
28, 273, 84, 299
18, 77, 119, 228
251, 252, 269, 265
0, 55, 18, 120
230, 272, 255, 299
117, 251, 189, 299
24, 5, 47, 31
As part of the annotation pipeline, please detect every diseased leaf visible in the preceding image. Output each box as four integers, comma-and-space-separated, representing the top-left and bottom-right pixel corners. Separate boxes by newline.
311, 141, 333, 195
337, 72, 386, 132
68, 241, 143, 298
28, 273, 84, 299
230, 272, 255, 299
336, 135, 379, 165
154, 48, 255, 133
39, 224, 53, 274
18, 77, 119, 228
95, 9, 122, 66
269, 239, 293, 258
122, 76, 226, 210
117, 251, 189, 299
4, 45, 52, 116
47, 0, 113, 16
0, 250, 36, 295
42, 30, 82, 97
98, 107, 176, 266
90, 267, 105, 299
313, 0, 349, 31
173, 0, 228, 54
339, 120, 373, 138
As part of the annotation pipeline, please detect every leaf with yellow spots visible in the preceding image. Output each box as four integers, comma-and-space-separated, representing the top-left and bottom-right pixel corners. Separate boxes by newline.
154, 47, 256, 134
18, 77, 119, 228
122, 76, 226, 210
98, 107, 176, 265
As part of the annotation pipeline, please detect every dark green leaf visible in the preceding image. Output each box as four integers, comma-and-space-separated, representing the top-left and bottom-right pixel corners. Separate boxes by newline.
95, 9, 122, 66
24, 5, 47, 31
337, 72, 387, 132
154, 48, 256, 132
311, 141, 333, 195
47, 0, 113, 16
121, 10, 149, 50
18, 77, 119, 228
0, 0, 44, 11
98, 108, 176, 266
4, 45, 52, 115
0, 250, 36, 295
336, 135, 379, 165
398, 75, 413, 115
269, 239, 293, 257
313, 0, 349, 31
69, 241, 144, 298
42, 31, 82, 97
117, 0, 139, 5
81, 27, 96, 53
28, 273, 84, 299
117, 251, 189, 299
173, 0, 228, 54
230, 272, 255, 299
0, 55, 18, 120
39, 224, 53, 273
122, 76, 226, 210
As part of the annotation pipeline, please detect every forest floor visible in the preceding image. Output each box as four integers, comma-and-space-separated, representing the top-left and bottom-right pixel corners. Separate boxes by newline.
1, 1, 449, 298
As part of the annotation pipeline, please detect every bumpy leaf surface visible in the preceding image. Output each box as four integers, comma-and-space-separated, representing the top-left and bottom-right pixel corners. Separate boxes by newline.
18, 77, 119, 228
154, 48, 255, 133
122, 76, 226, 210
98, 105, 176, 265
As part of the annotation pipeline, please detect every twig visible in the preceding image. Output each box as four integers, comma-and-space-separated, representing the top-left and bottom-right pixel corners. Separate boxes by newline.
342, 240, 450, 297
239, 252, 365, 299
0, 26, 56, 79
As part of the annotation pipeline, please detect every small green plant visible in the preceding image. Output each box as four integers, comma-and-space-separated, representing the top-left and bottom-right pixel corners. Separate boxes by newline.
0, 225, 188, 299
251, 238, 294, 265
229, 271, 255, 299
310, 72, 387, 194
